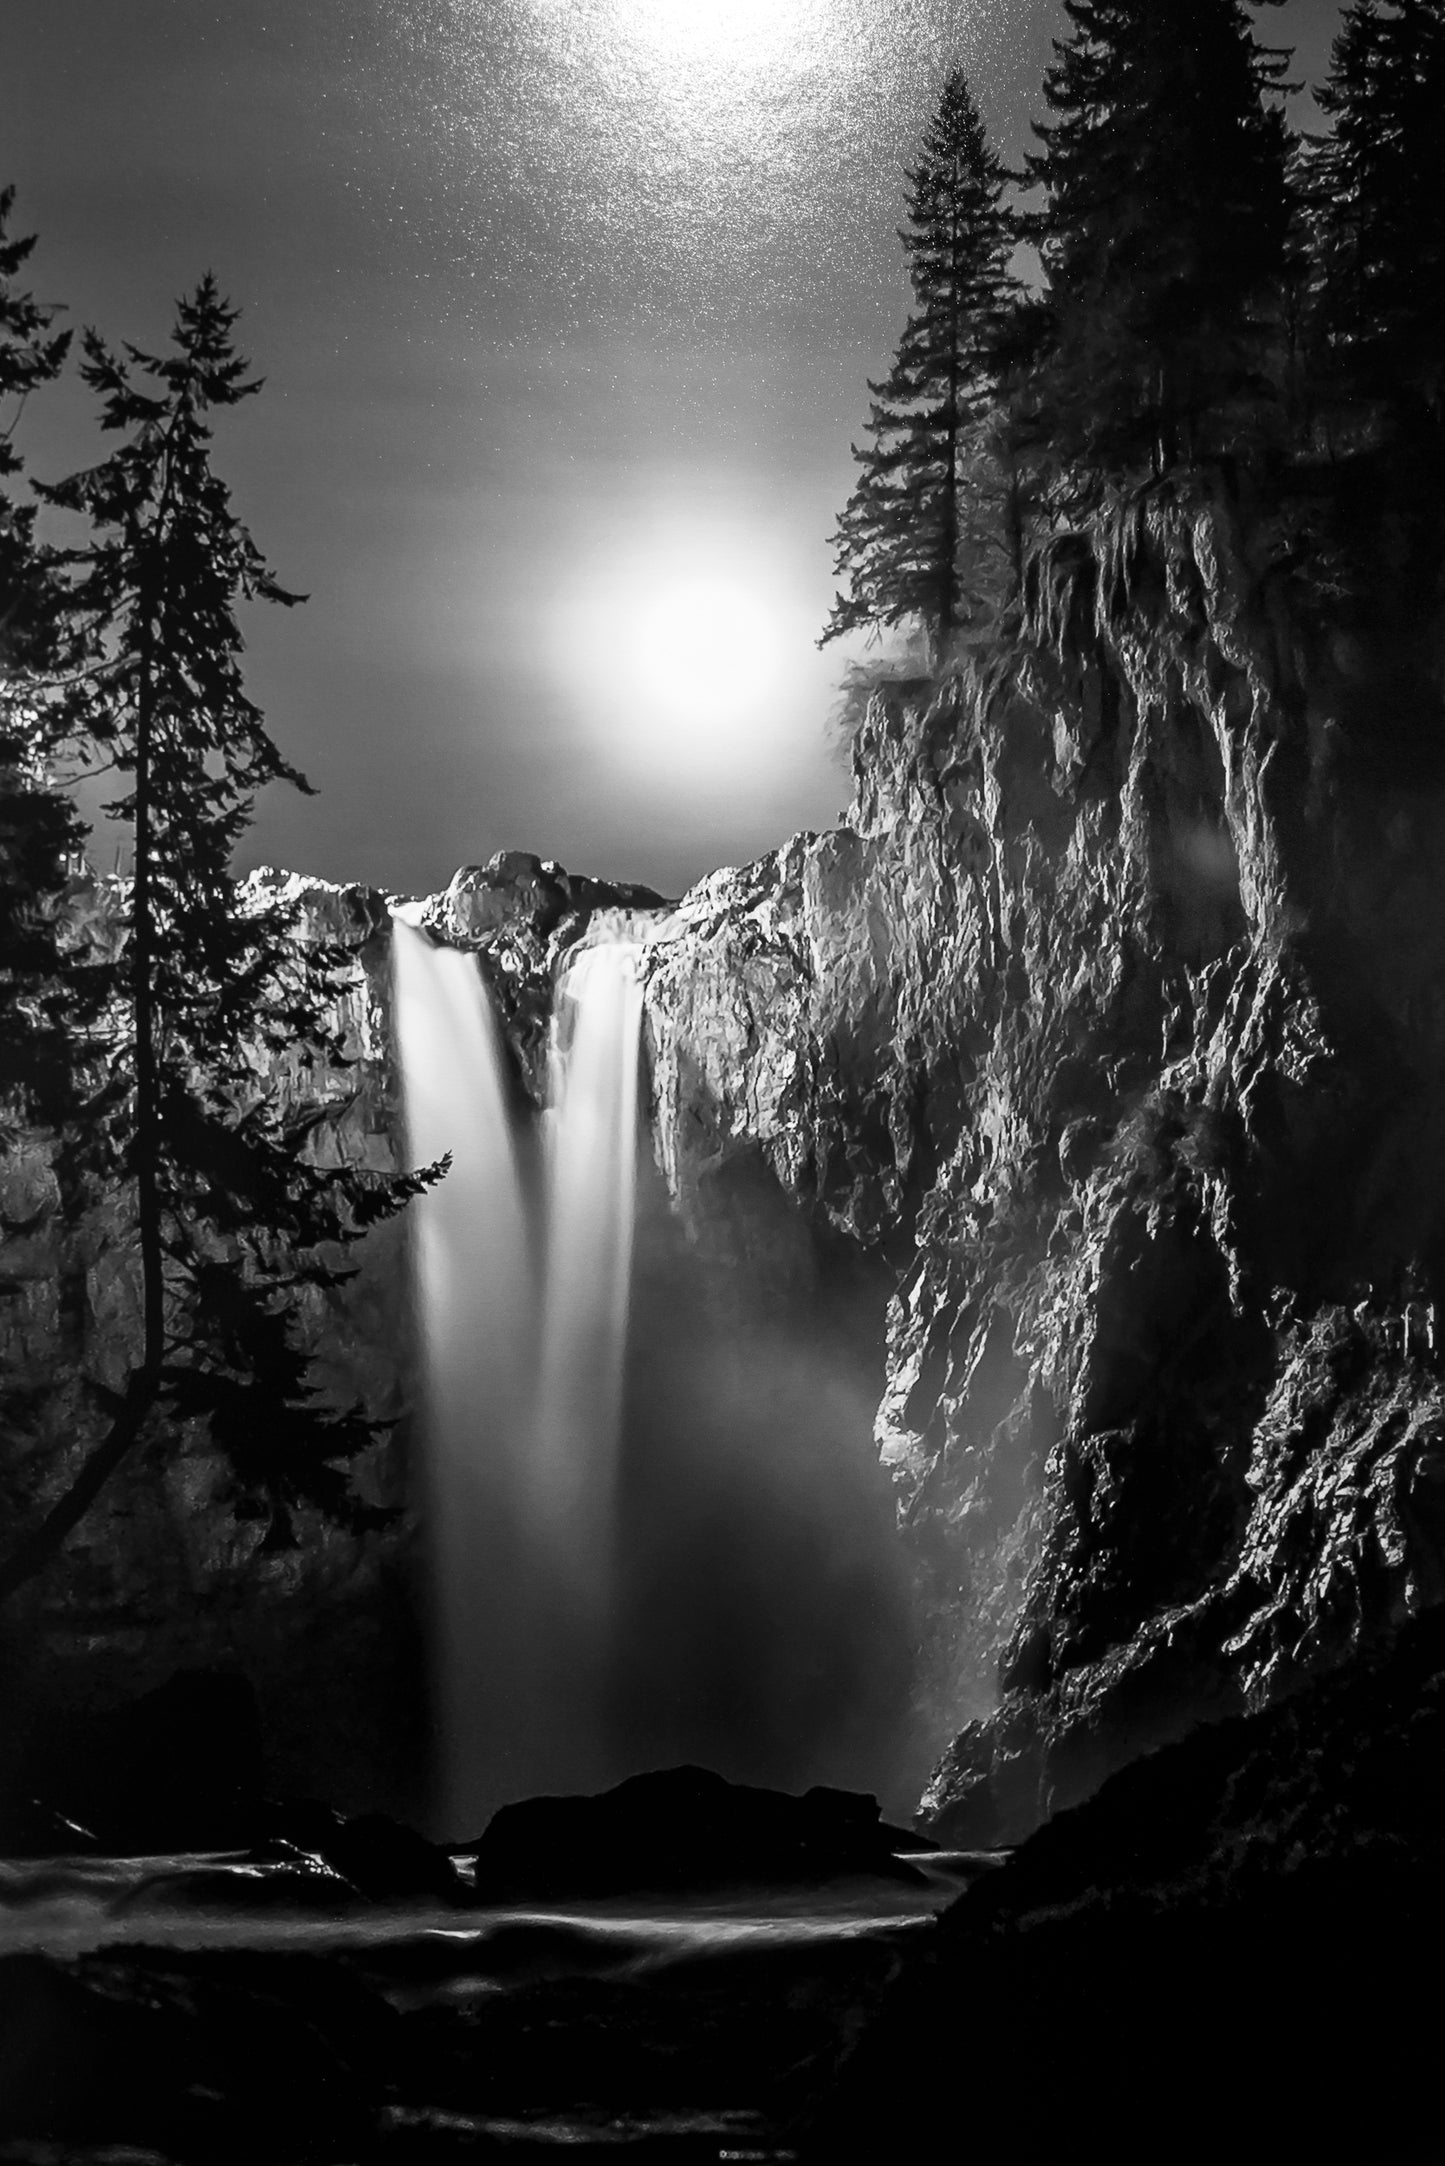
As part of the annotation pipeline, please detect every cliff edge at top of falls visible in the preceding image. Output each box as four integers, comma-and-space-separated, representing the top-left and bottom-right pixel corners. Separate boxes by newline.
636, 473, 1445, 1843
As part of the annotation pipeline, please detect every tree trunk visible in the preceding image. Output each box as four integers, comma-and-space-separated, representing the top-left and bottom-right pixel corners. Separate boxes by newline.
0, 1374, 159, 1603
132, 580, 164, 1378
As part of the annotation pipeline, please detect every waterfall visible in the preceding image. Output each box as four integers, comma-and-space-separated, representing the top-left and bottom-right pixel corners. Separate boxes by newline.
391, 912, 537, 1834
533, 940, 645, 1598
391, 912, 645, 1829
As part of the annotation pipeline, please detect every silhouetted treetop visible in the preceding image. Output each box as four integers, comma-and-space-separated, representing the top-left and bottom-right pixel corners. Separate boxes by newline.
1024, 0, 1291, 480
1314, 0, 1445, 442
821, 69, 1018, 658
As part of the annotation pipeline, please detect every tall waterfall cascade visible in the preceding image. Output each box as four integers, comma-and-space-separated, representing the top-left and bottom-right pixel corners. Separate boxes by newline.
391, 910, 646, 1830
534, 939, 645, 1603
390, 910, 538, 1833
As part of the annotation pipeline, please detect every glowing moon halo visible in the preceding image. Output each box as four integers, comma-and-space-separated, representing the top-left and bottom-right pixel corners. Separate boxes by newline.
552, 529, 809, 786
619, 0, 821, 73
625, 575, 783, 729
528, 0, 844, 157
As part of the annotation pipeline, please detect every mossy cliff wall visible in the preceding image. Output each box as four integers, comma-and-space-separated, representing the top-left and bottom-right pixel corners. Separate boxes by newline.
641, 480, 1445, 1839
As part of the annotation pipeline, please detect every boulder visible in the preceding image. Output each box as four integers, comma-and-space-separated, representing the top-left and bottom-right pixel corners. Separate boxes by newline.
466, 1765, 928, 1901
255, 1798, 467, 1904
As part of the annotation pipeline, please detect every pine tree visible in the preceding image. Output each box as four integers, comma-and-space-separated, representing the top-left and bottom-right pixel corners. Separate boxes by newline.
1025, 0, 1291, 484
0, 280, 431, 1601
0, 189, 106, 1146
1314, 0, 1445, 441
0, 191, 68, 680
820, 70, 1019, 661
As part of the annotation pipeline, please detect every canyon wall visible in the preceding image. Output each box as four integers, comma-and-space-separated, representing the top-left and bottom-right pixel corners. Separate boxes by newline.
640, 478, 1445, 1838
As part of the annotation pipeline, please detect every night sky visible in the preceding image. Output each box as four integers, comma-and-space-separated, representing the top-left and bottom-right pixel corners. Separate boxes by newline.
5, 0, 1345, 900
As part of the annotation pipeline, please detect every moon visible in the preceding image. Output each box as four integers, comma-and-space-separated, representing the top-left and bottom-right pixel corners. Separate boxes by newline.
553, 515, 813, 786
624, 575, 784, 729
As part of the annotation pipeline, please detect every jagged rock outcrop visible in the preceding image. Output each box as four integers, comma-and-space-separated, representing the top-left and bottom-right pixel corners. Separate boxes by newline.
421, 850, 665, 1098
640, 477, 1445, 1840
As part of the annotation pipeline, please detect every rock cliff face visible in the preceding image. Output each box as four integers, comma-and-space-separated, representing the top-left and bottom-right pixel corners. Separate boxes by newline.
639, 480, 1445, 1839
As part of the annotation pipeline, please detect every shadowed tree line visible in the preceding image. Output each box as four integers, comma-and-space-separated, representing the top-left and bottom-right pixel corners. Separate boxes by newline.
824, 0, 1445, 661
0, 228, 433, 1600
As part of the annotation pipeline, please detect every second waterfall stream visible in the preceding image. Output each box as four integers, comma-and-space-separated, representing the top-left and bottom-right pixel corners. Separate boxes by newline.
392, 910, 647, 1833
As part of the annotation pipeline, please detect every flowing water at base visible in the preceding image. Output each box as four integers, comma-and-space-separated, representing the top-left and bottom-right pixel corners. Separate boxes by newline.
0, 1847, 991, 2156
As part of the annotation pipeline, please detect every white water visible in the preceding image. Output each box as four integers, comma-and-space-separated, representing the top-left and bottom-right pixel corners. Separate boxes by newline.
534, 940, 645, 1601
392, 915, 645, 1829
391, 913, 538, 1834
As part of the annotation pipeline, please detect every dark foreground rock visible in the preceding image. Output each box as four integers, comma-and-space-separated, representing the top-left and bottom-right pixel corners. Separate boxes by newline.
0, 1667, 264, 1856
802, 1602, 1445, 2165
254, 1800, 468, 1904
465, 1764, 930, 1899
0, 1906, 913, 2162
0, 1948, 395, 2164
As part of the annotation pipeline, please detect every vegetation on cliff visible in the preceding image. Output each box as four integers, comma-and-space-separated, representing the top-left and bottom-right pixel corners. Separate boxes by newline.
827, 1, 1444, 663
820, 71, 1020, 656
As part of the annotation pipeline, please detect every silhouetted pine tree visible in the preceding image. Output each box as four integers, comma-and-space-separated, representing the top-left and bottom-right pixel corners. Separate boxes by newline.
821, 70, 1019, 661
1314, 0, 1445, 442
0, 280, 431, 1601
0, 190, 108, 1146
1025, 0, 1291, 484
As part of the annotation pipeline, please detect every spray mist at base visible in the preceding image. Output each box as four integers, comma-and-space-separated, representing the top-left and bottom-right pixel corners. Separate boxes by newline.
393, 911, 917, 1836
